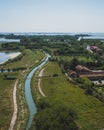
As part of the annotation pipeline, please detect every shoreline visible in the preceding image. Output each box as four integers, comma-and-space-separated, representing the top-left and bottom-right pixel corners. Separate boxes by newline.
8, 52, 21, 59
0, 52, 21, 65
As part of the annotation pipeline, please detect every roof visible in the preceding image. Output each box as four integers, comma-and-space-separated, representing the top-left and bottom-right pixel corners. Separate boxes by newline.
76, 65, 92, 72
90, 46, 102, 51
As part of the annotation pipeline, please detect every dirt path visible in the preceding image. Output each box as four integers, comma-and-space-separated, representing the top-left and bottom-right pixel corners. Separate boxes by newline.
8, 79, 19, 130
38, 68, 46, 97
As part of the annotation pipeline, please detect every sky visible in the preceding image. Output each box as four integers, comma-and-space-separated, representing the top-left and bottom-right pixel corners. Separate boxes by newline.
0, 0, 104, 33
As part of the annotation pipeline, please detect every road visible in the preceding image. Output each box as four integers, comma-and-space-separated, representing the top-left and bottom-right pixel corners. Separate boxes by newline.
38, 68, 46, 97
8, 79, 19, 130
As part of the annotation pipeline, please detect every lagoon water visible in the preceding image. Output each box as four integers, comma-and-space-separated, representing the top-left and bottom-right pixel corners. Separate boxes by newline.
0, 52, 20, 64
0, 52, 10, 64
78, 33, 104, 41
1, 32, 104, 38
83, 33, 104, 40
0, 38, 20, 43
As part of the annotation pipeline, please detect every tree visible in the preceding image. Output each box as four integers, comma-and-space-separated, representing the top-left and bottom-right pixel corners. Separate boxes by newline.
69, 57, 79, 71
85, 87, 93, 95
31, 100, 79, 130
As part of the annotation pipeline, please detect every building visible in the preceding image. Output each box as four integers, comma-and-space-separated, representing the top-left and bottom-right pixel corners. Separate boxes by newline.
76, 65, 92, 74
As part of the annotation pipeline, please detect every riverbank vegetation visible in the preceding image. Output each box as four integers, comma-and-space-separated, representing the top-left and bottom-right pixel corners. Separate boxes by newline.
0, 72, 19, 130
0, 34, 104, 130
0, 49, 44, 69
18, 34, 104, 130
14, 49, 44, 130
32, 99, 78, 130
31, 61, 104, 130
0, 48, 44, 130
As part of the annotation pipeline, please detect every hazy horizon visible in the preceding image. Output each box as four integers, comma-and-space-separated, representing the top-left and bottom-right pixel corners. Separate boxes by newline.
0, 31, 94, 33
0, 0, 104, 32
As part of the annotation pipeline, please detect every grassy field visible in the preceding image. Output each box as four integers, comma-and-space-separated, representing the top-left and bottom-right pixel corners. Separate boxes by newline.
0, 72, 19, 130
14, 49, 44, 130
39, 62, 104, 130
0, 49, 44, 130
56, 55, 93, 62
1, 49, 44, 69
31, 66, 47, 102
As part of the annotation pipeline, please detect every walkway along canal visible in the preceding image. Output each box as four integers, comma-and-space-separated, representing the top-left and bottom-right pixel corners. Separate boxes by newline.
24, 54, 50, 130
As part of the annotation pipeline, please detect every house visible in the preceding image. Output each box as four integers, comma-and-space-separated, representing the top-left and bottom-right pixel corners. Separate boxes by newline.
90, 45, 102, 53
87, 45, 102, 54
76, 65, 92, 73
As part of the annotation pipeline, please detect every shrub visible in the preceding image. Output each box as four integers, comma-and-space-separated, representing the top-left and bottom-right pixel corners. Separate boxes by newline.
52, 73, 58, 77
31, 100, 79, 130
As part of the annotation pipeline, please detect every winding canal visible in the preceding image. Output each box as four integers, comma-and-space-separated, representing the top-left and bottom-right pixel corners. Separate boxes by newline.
25, 54, 50, 130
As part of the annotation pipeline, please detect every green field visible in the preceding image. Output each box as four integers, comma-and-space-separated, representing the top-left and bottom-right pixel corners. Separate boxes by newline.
0, 49, 44, 130
1, 49, 44, 69
14, 49, 44, 130
0, 72, 18, 130
56, 55, 93, 62
40, 62, 104, 130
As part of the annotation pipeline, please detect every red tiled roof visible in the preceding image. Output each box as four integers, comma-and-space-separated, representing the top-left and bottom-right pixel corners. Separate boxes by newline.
76, 65, 92, 72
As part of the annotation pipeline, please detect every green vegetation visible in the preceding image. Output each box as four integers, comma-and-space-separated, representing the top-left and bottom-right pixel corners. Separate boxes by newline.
0, 72, 18, 130
0, 49, 44, 69
31, 68, 43, 101
0, 34, 104, 130
31, 62, 104, 130
14, 49, 44, 130
31, 99, 78, 130
57, 55, 93, 62
0, 49, 44, 130
15, 70, 29, 130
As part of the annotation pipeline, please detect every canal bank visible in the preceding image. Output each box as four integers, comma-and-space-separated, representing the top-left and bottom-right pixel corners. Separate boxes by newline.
24, 54, 50, 130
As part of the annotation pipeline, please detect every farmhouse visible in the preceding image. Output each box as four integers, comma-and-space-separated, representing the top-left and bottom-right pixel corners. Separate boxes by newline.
90, 45, 102, 52
76, 65, 92, 73
74, 65, 104, 79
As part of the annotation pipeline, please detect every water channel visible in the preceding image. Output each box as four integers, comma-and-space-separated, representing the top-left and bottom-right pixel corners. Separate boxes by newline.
25, 54, 50, 130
